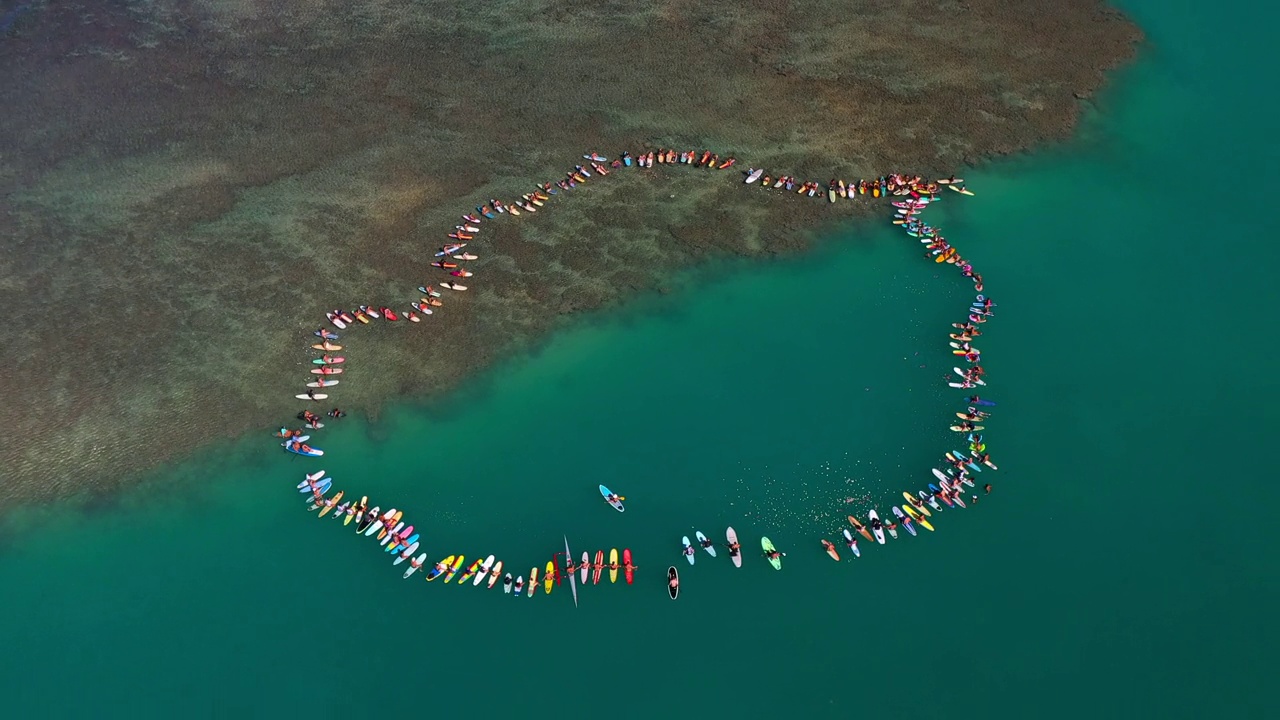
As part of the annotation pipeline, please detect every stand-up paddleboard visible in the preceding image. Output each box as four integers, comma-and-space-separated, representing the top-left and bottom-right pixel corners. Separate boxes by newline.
527, 567, 538, 597
474, 555, 495, 586
544, 562, 555, 595
488, 561, 504, 589
624, 548, 634, 584
682, 536, 695, 565
667, 567, 679, 599
564, 536, 578, 607
592, 551, 604, 585
761, 536, 782, 570
503, 573, 514, 593
694, 531, 716, 557
599, 485, 624, 512
609, 549, 619, 584
848, 515, 874, 542
726, 527, 742, 568
868, 510, 887, 545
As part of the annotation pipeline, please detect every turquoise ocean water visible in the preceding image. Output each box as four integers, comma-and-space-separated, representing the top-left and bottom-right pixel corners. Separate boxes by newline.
2, 1, 1276, 716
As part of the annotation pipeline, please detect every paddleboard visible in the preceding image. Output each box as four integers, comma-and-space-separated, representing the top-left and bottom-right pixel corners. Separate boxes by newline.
580, 552, 589, 584
695, 531, 716, 557
394, 541, 420, 564
309, 368, 343, 375
892, 507, 918, 536
306, 381, 338, 388
952, 451, 983, 472
624, 548, 634, 584
458, 558, 483, 585
902, 504, 936, 531
488, 561, 504, 589
503, 573, 514, 593
726, 527, 742, 568
284, 444, 323, 457
404, 553, 427, 578
599, 484, 624, 512
544, 562, 555, 595
668, 567, 679, 599
514, 576, 524, 595
609, 548, 618, 584
682, 536, 695, 566
761, 536, 782, 570
527, 567, 538, 597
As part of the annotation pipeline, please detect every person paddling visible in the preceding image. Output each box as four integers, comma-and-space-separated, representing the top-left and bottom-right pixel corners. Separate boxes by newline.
726, 540, 741, 557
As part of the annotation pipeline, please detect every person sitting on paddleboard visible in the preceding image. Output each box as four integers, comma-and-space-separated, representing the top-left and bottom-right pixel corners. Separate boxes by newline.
608, 559, 620, 572
726, 541, 741, 556
955, 421, 975, 432
699, 537, 714, 550
683, 545, 695, 557
764, 549, 783, 561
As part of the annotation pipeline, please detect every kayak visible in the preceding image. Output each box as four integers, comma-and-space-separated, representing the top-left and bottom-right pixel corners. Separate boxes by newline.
528, 567, 538, 598
609, 548, 619, 584
623, 548, 634, 584
284, 444, 324, 457
599, 484, 624, 512
503, 573, 514, 593
841, 529, 861, 558
761, 536, 782, 570
902, 504, 935, 531
682, 537, 695, 566
848, 515, 874, 542
295, 394, 328, 400
893, 507, 918, 536
404, 553, 427, 578
544, 561, 555, 595
695, 531, 716, 557
868, 510, 887, 545
668, 567, 679, 599
473, 555, 495, 587
444, 555, 465, 583
726, 526, 742, 568
427, 555, 453, 581
592, 550, 604, 585
821, 539, 840, 561
488, 561, 504, 589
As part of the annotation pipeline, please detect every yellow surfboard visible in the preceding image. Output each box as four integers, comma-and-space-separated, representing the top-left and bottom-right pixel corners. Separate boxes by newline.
609, 548, 619, 584
544, 561, 555, 594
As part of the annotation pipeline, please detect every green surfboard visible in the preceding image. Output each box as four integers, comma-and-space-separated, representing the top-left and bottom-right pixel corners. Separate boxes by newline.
761, 536, 782, 570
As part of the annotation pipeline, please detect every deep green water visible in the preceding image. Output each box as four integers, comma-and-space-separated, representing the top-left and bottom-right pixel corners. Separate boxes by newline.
2, 1, 1276, 716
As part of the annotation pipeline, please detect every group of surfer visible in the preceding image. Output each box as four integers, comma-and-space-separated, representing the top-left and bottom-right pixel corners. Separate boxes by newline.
283, 147, 1001, 595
